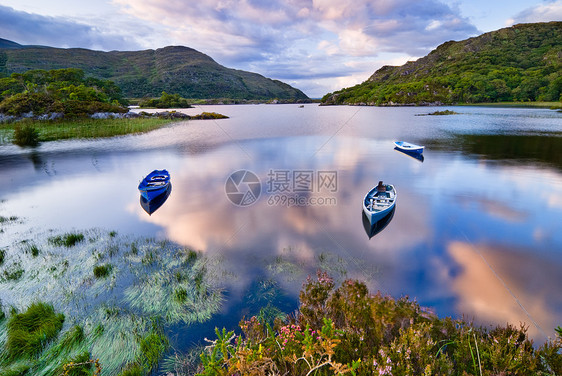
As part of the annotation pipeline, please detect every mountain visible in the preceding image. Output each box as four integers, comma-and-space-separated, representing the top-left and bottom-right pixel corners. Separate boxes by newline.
321, 22, 562, 105
0, 40, 309, 101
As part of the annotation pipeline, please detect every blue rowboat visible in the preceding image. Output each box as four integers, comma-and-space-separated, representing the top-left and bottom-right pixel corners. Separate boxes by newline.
362, 206, 395, 239
138, 169, 171, 201
362, 181, 397, 225
140, 184, 171, 215
394, 141, 424, 154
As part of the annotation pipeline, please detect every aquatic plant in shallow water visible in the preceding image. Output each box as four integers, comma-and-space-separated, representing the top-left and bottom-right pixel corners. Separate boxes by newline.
124, 249, 222, 325
5, 302, 65, 361
0, 229, 224, 375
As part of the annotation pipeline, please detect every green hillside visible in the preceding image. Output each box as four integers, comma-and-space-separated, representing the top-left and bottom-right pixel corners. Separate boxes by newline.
0, 41, 308, 101
321, 22, 562, 105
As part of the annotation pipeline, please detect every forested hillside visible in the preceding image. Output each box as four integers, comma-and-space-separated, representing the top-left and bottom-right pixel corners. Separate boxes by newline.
0, 42, 309, 101
321, 22, 561, 105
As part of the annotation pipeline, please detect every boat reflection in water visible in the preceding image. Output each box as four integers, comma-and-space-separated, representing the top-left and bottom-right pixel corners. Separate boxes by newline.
140, 184, 172, 215
394, 147, 424, 162
361, 206, 395, 239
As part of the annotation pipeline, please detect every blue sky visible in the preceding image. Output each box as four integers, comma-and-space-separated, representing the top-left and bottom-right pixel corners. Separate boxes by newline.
0, 0, 560, 97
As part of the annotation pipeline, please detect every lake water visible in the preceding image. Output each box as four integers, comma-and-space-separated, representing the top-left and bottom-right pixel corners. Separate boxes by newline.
1, 104, 561, 354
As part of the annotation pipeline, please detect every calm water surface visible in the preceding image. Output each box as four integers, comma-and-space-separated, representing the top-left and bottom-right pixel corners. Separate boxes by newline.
1, 104, 561, 347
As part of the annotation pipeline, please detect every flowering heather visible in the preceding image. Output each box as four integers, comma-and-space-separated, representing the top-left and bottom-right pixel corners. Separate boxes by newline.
199, 271, 561, 375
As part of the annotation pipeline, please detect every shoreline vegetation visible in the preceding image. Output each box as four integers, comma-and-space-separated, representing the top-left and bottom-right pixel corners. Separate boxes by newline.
0, 114, 228, 146
1, 101, 559, 146
196, 272, 561, 376
0, 215, 560, 376
0, 227, 560, 376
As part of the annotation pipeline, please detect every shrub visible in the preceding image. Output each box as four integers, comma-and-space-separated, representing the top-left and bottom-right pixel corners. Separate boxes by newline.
13, 123, 39, 147
0, 92, 55, 115
200, 273, 562, 375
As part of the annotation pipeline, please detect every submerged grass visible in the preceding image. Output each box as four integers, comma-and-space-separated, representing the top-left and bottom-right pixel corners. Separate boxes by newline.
0, 229, 224, 376
0, 117, 180, 144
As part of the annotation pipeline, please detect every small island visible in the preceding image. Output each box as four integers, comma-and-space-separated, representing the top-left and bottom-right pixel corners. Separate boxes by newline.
416, 110, 460, 116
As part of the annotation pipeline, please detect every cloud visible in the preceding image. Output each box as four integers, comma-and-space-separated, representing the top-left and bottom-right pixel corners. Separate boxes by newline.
0, 5, 143, 51
112, 0, 478, 96
447, 241, 561, 343
1, 1, 480, 97
508, 0, 562, 25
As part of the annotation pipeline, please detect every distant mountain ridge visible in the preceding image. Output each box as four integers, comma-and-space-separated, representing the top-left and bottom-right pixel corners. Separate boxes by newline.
321, 22, 562, 105
0, 39, 309, 101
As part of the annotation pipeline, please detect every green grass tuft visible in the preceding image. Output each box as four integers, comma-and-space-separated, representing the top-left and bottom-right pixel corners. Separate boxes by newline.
139, 330, 169, 370
59, 325, 85, 348
117, 363, 144, 376
174, 287, 188, 303
0, 248, 5, 265
3, 264, 24, 281
49, 232, 85, 247
0, 361, 34, 376
186, 249, 198, 263
93, 264, 112, 278
25, 243, 40, 257
6, 302, 65, 360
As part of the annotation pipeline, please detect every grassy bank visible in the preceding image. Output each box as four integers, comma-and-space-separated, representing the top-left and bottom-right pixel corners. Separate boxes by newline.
0, 117, 180, 144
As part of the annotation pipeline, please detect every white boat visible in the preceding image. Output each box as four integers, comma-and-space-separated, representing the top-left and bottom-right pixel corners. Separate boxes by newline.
363, 182, 397, 225
394, 141, 424, 154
